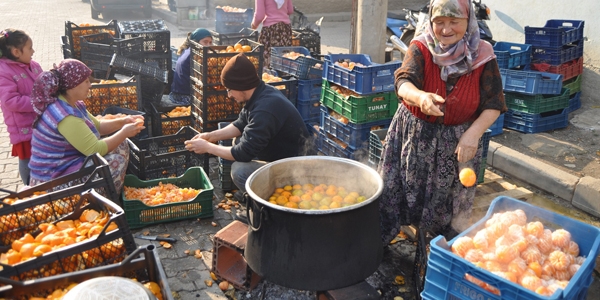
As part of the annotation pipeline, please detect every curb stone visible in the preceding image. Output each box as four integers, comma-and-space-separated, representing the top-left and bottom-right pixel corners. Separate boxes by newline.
572, 176, 600, 218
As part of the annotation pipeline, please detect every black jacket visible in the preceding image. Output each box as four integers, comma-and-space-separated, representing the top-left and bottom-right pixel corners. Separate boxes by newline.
231, 82, 311, 162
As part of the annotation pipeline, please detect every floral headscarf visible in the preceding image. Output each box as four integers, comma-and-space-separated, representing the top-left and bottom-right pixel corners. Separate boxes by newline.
413, 0, 495, 81
31, 59, 92, 116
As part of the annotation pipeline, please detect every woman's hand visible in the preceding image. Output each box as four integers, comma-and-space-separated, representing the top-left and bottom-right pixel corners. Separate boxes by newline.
123, 115, 144, 126
184, 138, 211, 154
121, 122, 145, 138
455, 130, 480, 163
417, 92, 445, 116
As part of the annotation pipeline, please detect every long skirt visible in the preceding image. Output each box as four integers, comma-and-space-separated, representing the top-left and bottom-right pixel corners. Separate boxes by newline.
259, 21, 292, 70
29, 140, 129, 195
378, 104, 483, 245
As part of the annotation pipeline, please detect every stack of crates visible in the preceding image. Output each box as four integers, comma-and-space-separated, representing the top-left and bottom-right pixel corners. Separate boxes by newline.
526, 20, 585, 114
79, 32, 144, 76
217, 122, 238, 192
118, 19, 172, 72
189, 38, 264, 173
63, 20, 120, 78
214, 7, 254, 35
270, 46, 323, 125
318, 53, 400, 160
209, 27, 259, 46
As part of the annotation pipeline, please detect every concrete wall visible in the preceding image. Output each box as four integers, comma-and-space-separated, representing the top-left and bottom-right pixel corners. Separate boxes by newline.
485, 0, 599, 105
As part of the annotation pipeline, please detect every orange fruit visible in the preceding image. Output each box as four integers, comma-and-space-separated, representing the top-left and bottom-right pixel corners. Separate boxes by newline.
33, 244, 52, 257
233, 43, 242, 50
241, 45, 252, 52
284, 202, 298, 209
275, 196, 288, 205
459, 168, 477, 187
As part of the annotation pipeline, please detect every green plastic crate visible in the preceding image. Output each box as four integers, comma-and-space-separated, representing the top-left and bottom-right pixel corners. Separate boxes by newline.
563, 75, 582, 96
320, 80, 398, 124
122, 167, 214, 229
477, 157, 487, 185
504, 88, 570, 114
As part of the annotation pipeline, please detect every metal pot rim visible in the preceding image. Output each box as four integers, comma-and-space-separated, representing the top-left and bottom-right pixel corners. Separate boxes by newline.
245, 156, 383, 215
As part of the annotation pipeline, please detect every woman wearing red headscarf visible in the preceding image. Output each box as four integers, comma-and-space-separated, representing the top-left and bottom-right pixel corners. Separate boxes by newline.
28, 59, 145, 192
378, 0, 507, 244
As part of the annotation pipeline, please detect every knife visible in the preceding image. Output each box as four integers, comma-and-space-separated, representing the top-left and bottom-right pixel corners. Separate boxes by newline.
134, 234, 177, 243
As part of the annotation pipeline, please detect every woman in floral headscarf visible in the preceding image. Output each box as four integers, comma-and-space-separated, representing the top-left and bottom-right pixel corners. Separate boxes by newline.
28, 59, 145, 192
378, 0, 507, 244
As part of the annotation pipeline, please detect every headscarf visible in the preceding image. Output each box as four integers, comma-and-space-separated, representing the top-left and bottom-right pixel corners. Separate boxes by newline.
190, 28, 211, 42
31, 59, 92, 116
413, 0, 495, 81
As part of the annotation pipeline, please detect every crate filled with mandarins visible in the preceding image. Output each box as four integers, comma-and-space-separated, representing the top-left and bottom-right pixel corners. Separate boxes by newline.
85, 75, 141, 116
0, 189, 137, 281
148, 103, 193, 136
122, 166, 214, 229
64, 20, 119, 60
189, 38, 263, 91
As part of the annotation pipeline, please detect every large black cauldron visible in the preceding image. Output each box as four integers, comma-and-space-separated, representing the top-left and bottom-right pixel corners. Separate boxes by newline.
244, 156, 383, 291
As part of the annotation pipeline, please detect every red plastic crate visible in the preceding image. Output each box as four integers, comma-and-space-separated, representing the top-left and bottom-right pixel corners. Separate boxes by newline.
530, 57, 583, 82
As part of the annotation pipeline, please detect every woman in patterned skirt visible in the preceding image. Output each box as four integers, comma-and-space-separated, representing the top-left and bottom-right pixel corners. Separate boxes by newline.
251, 0, 294, 69
378, 0, 507, 245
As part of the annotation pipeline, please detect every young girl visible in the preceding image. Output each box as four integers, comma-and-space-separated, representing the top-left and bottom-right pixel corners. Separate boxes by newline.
0, 28, 43, 185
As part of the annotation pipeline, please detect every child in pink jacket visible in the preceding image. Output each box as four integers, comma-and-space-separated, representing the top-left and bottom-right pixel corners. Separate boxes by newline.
0, 28, 43, 185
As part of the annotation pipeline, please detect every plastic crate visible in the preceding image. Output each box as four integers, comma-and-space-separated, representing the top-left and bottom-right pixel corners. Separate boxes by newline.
531, 41, 584, 66
524, 19, 585, 48
297, 78, 322, 101
190, 39, 263, 91
530, 57, 583, 82
477, 157, 487, 184
480, 129, 492, 160
109, 54, 168, 104
141, 52, 173, 72
219, 163, 237, 191
488, 113, 504, 136
102, 106, 150, 139
266, 76, 298, 105
292, 29, 321, 57
127, 126, 204, 180
503, 108, 568, 134
0, 245, 172, 300
422, 196, 600, 300
0, 189, 136, 281
118, 19, 170, 54
170, 46, 178, 71
306, 121, 321, 155
567, 92, 582, 113
0, 154, 117, 242
500, 69, 563, 95
318, 130, 359, 160
324, 53, 401, 95
80, 32, 144, 72
296, 97, 321, 122
122, 167, 214, 229
64, 20, 119, 59
148, 103, 193, 136
190, 81, 243, 132
60, 36, 72, 59
563, 74, 582, 96
321, 80, 399, 124
209, 28, 259, 46
270, 46, 323, 80
492, 42, 532, 69
320, 106, 390, 150
504, 88, 570, 114
214, 7, 254, 34
85, 75, 142, 116
368, 128, 388, 168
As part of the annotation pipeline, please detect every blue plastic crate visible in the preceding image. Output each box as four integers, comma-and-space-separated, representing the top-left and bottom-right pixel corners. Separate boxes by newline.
323, 54, 401, 95
368, 128, 388, 168
318, 130, 358, 160
296, 97, 321, 122
503, 108, 568, 133
320, 106, 391, 150
488, 113, 504, 136
493, 42, 532, 69
532, 41, 584, 65
500, 69, 563, 95
525, 20, 585, 48
306, 121, 321, 155
567, 92, 582, 113
214, 8, 254, 34
270, 46, 323, 79
297, 78, 322, 101
422, 196, 600, 300
480, 129, 491, 159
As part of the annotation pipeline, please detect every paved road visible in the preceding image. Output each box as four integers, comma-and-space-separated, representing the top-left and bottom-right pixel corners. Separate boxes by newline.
1, 1, 598, 299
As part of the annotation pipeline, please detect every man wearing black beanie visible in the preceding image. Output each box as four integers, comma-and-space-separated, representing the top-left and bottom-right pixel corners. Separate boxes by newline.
184, 53, 312, 222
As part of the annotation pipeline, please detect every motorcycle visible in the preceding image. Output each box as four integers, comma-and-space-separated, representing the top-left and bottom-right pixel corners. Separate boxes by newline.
386, 0, 495, 62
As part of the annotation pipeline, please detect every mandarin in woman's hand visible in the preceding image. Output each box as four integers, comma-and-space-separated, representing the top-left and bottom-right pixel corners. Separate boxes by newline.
459, 168, 477, 187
